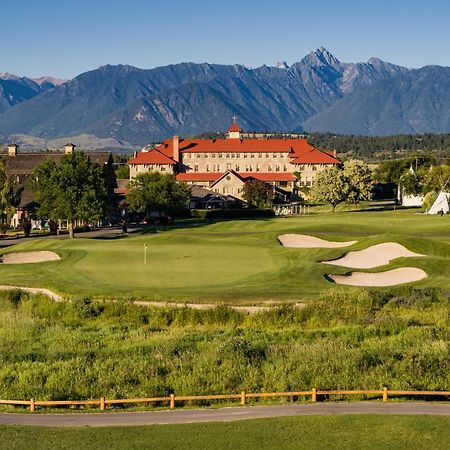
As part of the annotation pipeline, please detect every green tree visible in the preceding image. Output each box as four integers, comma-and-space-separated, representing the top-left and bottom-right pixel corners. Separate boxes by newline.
31, 152, 109, 238
127, 172, 190, 217
399, 170, 422, 196
242, 179, 273, 208
311, 166, 349, 212
0, 162, 20, 230
422, 165, 450, 194
343, 159, 373, 205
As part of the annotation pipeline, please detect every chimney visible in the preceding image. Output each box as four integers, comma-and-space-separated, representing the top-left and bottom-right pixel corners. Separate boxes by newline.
8, 143, 18, 157
64, 143, 76, 155
172, 136, 180, 162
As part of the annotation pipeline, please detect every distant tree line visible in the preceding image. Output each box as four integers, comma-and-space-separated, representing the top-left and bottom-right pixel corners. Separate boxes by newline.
306, 133, 450, 161
192, 130, 450, 161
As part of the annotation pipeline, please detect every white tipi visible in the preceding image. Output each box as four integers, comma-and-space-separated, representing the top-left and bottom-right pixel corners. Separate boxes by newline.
427, 191, 450, 214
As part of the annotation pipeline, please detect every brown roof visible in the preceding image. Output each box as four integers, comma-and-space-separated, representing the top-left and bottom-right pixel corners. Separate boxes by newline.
6, 151, 112, 177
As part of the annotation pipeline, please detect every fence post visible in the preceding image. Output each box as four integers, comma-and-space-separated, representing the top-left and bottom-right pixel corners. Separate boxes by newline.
30, 398, 35, 413
170, 393, 175, 410
100, 397, 105, 411
383, 387, 388, 402
240, 391, 246, 406
311, 388, 317, 402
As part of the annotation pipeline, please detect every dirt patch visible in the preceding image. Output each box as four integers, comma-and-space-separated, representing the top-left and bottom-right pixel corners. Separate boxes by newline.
328, 268, 427, 287
323, 243, 424, 269
1, 251, 60, 264
134, 301, 306, 314
278, 234, 357, 248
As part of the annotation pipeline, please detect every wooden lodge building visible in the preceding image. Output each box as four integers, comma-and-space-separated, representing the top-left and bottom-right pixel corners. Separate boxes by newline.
128, 120, 340, 201
5, 143, 117, 227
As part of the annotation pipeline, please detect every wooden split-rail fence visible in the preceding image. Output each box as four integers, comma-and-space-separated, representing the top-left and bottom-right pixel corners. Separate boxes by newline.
1, 388, 449, 413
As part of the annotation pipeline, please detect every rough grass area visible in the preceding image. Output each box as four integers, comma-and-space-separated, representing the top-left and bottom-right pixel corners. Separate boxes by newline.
2, 415, 450, 449
0, 209, 448, 302
0, 288, 448, 402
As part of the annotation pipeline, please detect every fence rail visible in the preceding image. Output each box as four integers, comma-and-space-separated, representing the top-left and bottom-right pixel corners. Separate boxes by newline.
1, 388, 449, 413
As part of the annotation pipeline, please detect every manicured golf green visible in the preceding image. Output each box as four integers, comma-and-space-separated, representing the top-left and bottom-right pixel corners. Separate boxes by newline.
0, 209, 449, 302
2, 415, 450, 450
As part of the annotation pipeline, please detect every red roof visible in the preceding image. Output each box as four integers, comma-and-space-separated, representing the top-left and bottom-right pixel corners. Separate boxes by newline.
241, 173, 296, 182
176, 173, 224, 182
149, 136, 339, 165
176, 171, 296, 183
290, 149, 339, 165
128, 149, 176, 165
228, 123, 242, 132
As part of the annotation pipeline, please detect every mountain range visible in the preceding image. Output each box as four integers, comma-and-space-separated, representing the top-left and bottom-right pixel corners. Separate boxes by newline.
0, 48, 449, 148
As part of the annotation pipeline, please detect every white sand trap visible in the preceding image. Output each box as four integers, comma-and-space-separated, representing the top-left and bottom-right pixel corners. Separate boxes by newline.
324, 243, 424, 269
278, 234, 357, 248
328, 268, 427, 287
1, 251, 60, 264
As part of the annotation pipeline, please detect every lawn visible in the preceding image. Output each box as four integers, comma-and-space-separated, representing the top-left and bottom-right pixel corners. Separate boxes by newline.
0, 208, 449, 302
2, 415, 450, 449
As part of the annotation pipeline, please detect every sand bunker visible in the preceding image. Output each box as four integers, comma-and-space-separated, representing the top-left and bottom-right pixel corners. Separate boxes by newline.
278, 234, 357, 248
328, 268, 427, 287
1, 251, 60, 264
323, 243, 424, 269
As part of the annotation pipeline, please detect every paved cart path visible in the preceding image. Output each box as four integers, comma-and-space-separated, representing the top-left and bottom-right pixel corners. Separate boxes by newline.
1, 403, 450, 427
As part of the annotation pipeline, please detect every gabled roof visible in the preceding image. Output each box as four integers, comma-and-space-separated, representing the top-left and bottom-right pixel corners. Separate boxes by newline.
128, 149, 176, 165
210, 170, 245, 187
228, 123, 242, 132
290, 149, 339, 165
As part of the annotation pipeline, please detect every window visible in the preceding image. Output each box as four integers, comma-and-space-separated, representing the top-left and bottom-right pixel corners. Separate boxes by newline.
256, 165, 260, 172
244, 153, 248, 158
212, 153, 216, 158
268, 166, 272, 172
205, 153, 208, 158
226, 153, 230, 158
283, 166, 287, 172
306, 180, 312, 187
265, 153, 269, 158
236, 153, 240, 158
226, 163, 231, 170
250, 153, 255, 158
300, 165, 305, 171
273, 153, 277, 158
194, 165, 198, 172
197, 153, 201, 158
231, 153, 235, 158
219, 153, 223, 158
258, 153, 262, 158
276, 166, 280, 172
312, 165, 317, 171
235, 165, 240, 171
206, 165, 210, 172
161, 166, 166, 172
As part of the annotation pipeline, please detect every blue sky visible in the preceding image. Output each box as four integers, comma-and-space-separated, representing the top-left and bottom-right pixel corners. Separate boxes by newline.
3, 0, 450, 79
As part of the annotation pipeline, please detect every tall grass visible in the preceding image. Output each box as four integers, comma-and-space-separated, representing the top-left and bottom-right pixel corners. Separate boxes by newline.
0, 287, 449, 401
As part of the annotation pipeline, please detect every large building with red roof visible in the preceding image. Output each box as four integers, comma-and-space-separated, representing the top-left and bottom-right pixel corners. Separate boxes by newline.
128, 121, 339, 200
